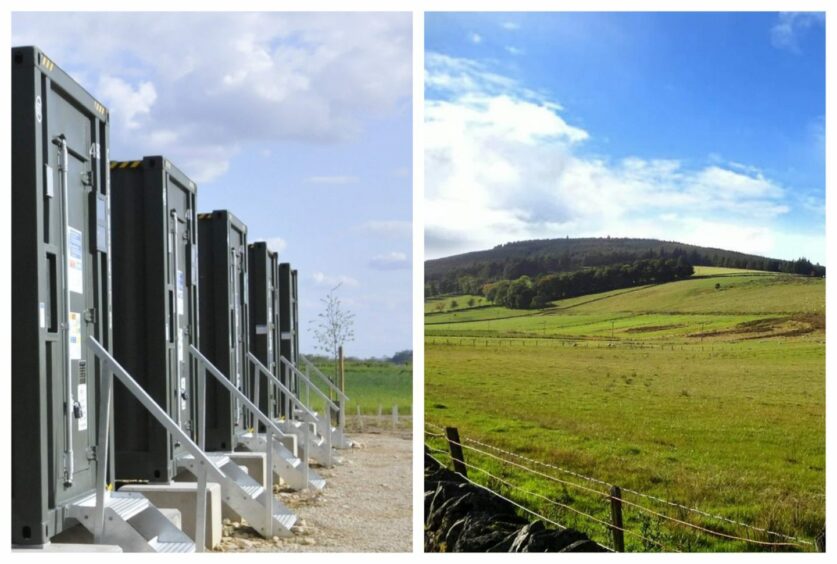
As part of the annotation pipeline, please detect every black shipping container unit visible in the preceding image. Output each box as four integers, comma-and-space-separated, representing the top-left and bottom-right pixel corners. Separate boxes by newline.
277, 263, 299, 411
110, 157, 199, 482
248, 243, 281, 419
12, 46, 112, 545
198, 210, 249, 451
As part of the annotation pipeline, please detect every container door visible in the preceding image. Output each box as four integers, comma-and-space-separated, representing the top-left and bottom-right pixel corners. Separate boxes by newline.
166, 178, 193, 445
47, 90, 99, 504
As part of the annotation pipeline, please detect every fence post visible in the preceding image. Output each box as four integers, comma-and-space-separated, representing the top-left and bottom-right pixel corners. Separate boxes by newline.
609, 485, 625, 552
392, 405, 398, 431
356, 404, 364, 432
445, 426, 467, 477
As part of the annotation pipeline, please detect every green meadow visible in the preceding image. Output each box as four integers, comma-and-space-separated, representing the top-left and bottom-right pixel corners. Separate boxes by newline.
313, 358, 413, 416
425, 268, 824, 551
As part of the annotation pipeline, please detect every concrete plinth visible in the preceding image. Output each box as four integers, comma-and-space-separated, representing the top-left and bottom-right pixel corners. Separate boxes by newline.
228, 452, 267, 488
279, 433, 298, 457
120, 482, 222, 549
13, 541, 123, 553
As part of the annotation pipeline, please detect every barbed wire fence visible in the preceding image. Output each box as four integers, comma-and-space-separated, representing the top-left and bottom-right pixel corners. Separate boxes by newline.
425, 422, 822, 553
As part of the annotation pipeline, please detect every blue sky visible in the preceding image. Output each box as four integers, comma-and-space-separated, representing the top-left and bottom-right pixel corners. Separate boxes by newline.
425, 12, 825, 264
13, 12, 412, 358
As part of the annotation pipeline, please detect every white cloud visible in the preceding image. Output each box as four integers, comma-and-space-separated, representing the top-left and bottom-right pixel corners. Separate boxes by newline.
424, 53, 811, 261
311, 272, 359, 288
305, 175, 360, 185
11, 13, 411, 183
771, 12, 824, 53
358, 220, 412, 238
501, 22, 520, 31
470, 32, 482, 44
264, 237, 287, 255
369, 251, 409, 270
505, 46, 524, 56
96, 75, 157, 131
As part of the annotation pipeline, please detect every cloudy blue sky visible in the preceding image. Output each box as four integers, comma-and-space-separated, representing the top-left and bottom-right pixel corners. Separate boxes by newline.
425, 12, 825, 264
13, 12, 412, 358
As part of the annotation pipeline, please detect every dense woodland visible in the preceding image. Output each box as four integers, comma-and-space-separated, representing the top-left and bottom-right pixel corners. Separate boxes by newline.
425, 237, 825, 308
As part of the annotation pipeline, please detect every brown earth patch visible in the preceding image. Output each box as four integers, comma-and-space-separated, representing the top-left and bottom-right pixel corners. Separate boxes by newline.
690, 313, 824, 340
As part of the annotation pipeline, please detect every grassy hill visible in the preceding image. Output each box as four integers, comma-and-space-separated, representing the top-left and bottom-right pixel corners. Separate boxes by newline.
425, 267, 824, 551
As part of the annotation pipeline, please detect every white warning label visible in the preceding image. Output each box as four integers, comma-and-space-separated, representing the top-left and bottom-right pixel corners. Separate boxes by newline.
77, 383, 88, 431
68, 227, 84, 295
39, 302, 46, 329
178, 328, 184, 363
177, 269, 185, 315
69, 311, 82, 360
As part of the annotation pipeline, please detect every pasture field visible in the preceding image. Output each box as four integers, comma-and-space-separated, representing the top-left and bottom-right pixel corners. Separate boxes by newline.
313, 358, 413, 416
425, 269, 824, 551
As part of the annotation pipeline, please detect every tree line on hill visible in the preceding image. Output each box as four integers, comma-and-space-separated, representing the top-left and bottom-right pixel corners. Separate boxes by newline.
482, 257, 695, 310
425, 238, 825, 298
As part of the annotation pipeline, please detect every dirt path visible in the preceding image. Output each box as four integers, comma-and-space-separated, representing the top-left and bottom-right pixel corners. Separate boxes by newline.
217, 432, 413, 552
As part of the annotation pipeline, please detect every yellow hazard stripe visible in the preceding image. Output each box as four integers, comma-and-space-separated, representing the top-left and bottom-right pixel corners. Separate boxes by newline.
39, 54, 55, 72
109, 161, 143, 169
198, 213, 213, 220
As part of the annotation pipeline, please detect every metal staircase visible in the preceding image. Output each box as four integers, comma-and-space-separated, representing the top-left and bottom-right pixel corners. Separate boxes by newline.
299, 354, 352, 449
245, 352, 327, 490
85, 338, 298, 552
68, 492, 194, 553
278, 356, 338, 467
176, 452, 296, 536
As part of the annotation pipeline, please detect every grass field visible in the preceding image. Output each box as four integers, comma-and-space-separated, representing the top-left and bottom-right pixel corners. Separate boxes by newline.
313, 358, 413, 416
425, 267, 824, 552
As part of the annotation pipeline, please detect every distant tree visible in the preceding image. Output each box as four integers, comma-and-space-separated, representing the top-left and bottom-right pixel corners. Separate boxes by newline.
434, 301, 445, 313
310, 284, 355, 379
389, 350, 412, 364
467, 297, 476, 307
450, 299, 459, 309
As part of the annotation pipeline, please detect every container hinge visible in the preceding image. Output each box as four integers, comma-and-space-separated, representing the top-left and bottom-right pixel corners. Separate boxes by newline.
81, 170, 93, 188
86, 445, 97, 462
83, 308, 96, 323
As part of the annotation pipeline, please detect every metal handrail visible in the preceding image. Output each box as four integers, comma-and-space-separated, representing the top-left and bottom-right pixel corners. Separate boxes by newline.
278, 356, 338, 411
189, 345, 290, 441
190, 344, 289, 535
87, 337, 226, 552
298, 354, 349, 401
298, 354, 347, 442
248, 353, 314, 481
248, 353, 317, 422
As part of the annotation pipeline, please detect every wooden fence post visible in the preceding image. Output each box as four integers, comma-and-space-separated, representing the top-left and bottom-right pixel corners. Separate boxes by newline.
356, 404, 364, 432
609, 485, 625, 552
445, 426, 467, 477
392, 404, 399, 431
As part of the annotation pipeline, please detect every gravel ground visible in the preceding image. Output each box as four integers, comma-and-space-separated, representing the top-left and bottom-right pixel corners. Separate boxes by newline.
216, 432, 412, 553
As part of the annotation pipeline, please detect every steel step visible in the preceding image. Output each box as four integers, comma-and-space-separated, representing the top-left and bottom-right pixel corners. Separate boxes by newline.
68, 492, 196, 553
72, 492, 151, 521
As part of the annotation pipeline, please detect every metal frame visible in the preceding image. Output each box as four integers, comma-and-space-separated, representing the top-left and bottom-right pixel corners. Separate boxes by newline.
299, 354, 349, 440
88, 337, 220, 552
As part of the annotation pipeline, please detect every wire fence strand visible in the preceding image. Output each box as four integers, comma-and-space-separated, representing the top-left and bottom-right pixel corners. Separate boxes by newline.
451, 428, 814, 548
425, 423, 816, 551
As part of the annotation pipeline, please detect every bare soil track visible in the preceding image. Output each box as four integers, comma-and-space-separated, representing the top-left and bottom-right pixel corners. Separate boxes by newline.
216, 432, 413, 553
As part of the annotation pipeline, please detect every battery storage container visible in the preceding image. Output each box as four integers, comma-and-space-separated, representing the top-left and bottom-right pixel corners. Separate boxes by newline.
12, 46, 112, 545
110, 157, 199, 481
248, 243, 281, 419
198, 210, 249, 451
